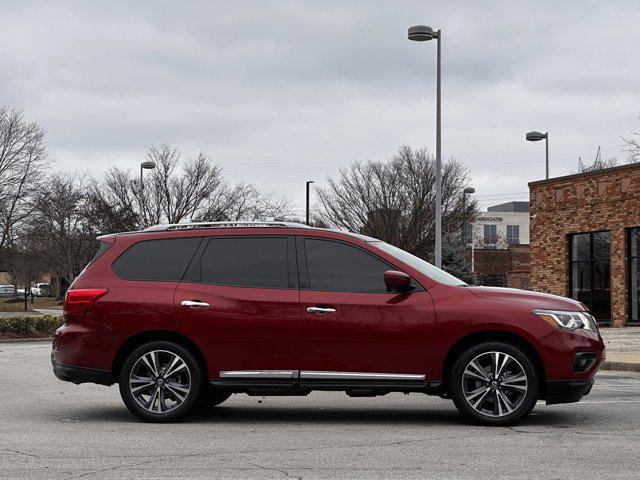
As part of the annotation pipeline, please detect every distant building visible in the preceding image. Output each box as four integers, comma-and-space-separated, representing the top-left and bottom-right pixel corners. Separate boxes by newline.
471, 201, 530, 248
470, 201, 531, 288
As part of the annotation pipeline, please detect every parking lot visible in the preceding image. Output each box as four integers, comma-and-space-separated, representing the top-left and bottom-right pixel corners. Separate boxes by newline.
2, 341, 640, 480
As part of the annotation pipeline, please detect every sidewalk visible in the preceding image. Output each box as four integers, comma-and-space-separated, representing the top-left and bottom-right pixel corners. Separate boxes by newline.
601, 327, 640, 372
0, 308, 63, 318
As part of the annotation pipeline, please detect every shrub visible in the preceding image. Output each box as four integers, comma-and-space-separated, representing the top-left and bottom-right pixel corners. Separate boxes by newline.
0, 315, 64, 337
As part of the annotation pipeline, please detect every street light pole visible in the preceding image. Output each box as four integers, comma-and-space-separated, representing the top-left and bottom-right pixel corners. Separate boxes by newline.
408, 25, 443, 268
462, 187, 475, 267
435, 29, 442, 269
545, 132, 549, 179
139, 161, 156, 228
306, 181, 314, 226
526, 131, 549, 179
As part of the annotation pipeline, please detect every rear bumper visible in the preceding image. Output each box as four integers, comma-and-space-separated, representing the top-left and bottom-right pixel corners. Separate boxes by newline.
51, 354, 112, 386
545, 378, 595, 405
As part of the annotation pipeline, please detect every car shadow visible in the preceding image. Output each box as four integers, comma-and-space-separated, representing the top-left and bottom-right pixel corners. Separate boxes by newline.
55, 403, 580, 428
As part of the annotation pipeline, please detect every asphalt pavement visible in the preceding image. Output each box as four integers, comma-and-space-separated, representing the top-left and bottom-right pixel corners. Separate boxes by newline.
1, 341, 640, 479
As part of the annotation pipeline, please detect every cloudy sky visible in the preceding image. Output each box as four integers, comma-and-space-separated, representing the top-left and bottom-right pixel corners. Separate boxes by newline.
3, 0, 639, 216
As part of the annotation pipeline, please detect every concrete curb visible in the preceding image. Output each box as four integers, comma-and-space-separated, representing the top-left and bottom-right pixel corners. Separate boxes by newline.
602, 361, 640, 373
0, 337, 52, 343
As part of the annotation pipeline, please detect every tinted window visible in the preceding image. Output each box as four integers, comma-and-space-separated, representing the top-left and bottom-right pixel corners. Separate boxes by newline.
113, 238, 200, 281
569, 231, 611, 322
305, 239, 390, 293
199, 237, 289, 288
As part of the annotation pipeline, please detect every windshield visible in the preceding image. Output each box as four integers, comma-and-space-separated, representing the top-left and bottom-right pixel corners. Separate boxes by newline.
372, 241, 467, 287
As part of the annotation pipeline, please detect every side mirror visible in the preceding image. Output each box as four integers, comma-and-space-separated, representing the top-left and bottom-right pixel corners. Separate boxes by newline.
384, 270, 413, 293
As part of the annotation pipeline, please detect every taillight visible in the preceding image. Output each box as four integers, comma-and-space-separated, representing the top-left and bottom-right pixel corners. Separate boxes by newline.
64, 288, 109, 314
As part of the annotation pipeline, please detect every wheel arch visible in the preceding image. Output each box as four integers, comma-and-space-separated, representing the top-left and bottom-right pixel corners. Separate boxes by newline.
111, 330, 208, 382
439, 329, 546, 398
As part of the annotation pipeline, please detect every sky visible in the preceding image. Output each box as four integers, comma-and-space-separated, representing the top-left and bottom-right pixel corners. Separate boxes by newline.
2, 0, 640, 217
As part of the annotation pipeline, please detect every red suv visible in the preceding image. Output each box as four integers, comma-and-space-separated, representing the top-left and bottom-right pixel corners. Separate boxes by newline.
52, 222, 604, 425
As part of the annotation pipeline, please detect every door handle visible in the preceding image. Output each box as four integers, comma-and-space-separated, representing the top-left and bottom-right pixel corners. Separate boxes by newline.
307, 306, 336, 314
181, 300, 210, 308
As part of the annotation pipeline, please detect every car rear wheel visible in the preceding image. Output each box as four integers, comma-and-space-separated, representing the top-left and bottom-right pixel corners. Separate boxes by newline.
119, 341, 203, 422
450, 341, 539, 426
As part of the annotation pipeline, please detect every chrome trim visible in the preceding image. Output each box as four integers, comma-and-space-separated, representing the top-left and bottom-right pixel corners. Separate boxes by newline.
144, 221, 311, 232
219, 370, 298, 379
181, 300, 210, 308
307, 307, 337, 314
299, 371, 425, 381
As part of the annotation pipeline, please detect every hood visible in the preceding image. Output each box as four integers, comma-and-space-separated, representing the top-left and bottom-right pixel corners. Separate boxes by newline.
465, 286, 584, 311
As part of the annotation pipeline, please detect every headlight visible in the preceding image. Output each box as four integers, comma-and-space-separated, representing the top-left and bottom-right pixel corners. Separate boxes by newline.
533, 310, 599, 333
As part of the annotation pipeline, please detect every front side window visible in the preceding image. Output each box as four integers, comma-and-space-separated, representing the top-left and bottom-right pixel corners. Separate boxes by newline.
569, 231, 611, 323
112, 238, 201, 281
304, 239, 391, 293
198, 237, 289, 288
373, 241, 466, 286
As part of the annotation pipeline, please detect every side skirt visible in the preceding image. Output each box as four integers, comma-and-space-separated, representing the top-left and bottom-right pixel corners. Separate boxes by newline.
210, 370, 442, 396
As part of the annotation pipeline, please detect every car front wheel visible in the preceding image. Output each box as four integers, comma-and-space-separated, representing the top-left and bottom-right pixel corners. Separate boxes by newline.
119, 341, 203, 422
450, 341, 539, 426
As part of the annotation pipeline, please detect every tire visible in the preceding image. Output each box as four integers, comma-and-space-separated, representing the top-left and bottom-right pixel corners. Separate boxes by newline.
119, 341, 203, 422
449, 341, 539, 426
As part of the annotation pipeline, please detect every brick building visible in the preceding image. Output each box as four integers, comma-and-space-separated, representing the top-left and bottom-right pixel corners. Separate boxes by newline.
529, 163, 640, 327
472, 244, 530, 289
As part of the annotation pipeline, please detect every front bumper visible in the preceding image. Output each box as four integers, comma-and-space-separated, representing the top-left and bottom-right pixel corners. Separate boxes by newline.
51, 354, 112, 386
545, 378, 595, 405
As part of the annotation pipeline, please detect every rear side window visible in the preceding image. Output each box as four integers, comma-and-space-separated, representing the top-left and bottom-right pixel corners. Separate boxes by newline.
112, 238, 200, 281
89, 241, 112, 266
197, 237, 289, 288
304, 238, 391, 293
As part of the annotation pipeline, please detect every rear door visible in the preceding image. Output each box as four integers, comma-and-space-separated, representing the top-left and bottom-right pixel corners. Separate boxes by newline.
298, 237, 436, 381
174, 235, 300, 381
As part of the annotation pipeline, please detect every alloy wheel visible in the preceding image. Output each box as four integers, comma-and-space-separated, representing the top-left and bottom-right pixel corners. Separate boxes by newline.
461, 351, 528, 418
129, 350, 192, 414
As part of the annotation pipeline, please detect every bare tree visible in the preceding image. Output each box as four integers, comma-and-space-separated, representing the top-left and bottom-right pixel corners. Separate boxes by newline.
0, 107, 50, 249
199, 183, 293, 222
86, 169, 139, 234
315, 145, 478, 261
93, 144, 291, 228
27, 173, 96, 294
4, 243, 46, 310
622, 117, 640, 163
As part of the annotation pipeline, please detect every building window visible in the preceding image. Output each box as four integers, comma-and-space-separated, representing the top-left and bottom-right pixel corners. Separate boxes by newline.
506, 225, 520, 245
483, 224, 497, 247
569, 231, 611, 323
629, 228, 640, 323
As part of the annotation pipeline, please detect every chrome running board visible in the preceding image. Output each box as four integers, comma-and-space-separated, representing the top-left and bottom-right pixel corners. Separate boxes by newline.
218, 370, 425, 381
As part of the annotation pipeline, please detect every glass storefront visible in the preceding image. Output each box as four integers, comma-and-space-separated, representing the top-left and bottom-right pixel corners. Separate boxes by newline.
569, 231, 611, 323
629, 228, 640, 323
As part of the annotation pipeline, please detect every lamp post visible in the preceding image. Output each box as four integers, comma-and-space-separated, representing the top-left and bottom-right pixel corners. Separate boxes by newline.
139, 160, 156, 228
526, 131, 549, 179
408, 24, 443, 268
305, 181, 314, 226
462, 187, 475, 247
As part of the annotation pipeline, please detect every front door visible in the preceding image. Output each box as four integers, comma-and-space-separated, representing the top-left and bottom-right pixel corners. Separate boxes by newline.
174, 235, 300, 381
297, 237, 436, 382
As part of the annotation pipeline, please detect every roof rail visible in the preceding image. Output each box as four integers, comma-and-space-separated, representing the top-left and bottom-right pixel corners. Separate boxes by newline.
143, 221, 312, 232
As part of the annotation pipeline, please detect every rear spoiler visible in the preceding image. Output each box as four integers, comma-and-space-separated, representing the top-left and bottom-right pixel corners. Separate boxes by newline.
96, 234, 116, 245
